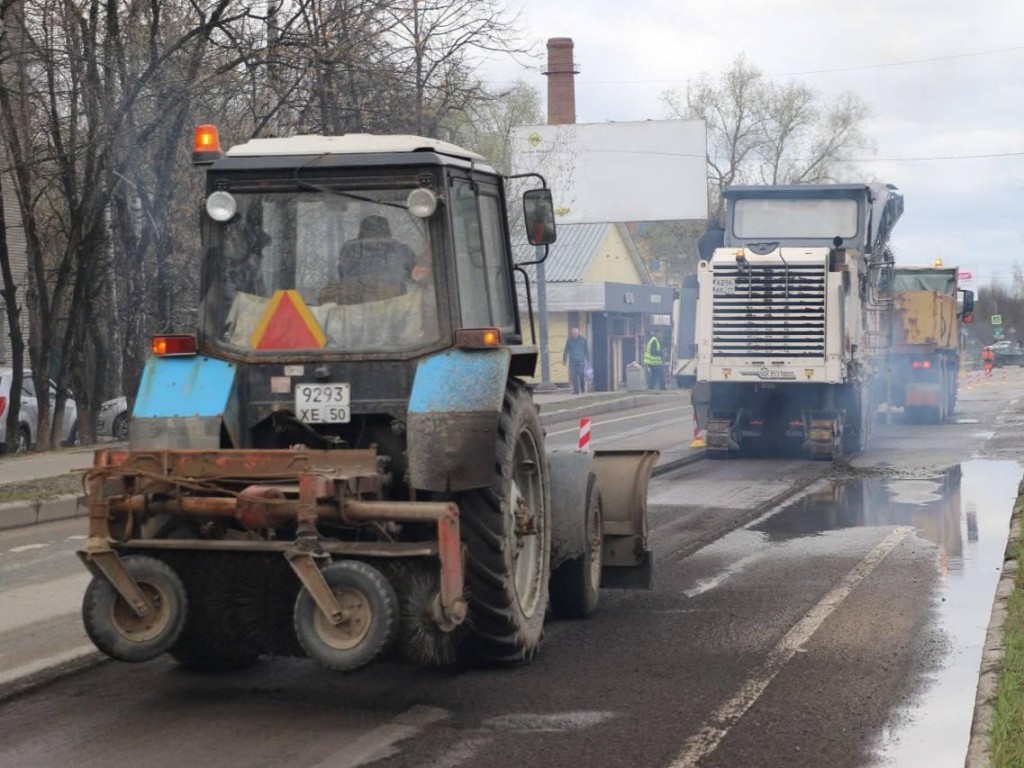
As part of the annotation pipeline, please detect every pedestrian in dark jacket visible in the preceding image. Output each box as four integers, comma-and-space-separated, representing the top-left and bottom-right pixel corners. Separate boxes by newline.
563, 327, 589, 394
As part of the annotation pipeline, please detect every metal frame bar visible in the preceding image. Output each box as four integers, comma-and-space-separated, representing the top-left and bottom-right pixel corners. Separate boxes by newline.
81, 448, 469, 630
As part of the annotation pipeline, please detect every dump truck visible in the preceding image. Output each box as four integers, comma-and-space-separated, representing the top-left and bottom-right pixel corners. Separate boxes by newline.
690, 183, 904, 460
883, 265, 974, 423
76, 127, 658, 672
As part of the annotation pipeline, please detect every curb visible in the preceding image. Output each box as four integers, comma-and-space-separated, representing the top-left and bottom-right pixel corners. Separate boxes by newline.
0, 494, 87, 532
539, 393, 688, 427
965, 481, 1024, 767
652, 450, 706, 476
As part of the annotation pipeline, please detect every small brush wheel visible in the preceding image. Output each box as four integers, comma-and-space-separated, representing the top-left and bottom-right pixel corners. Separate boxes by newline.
82, 555, 188, 663
293, 560, 399, 672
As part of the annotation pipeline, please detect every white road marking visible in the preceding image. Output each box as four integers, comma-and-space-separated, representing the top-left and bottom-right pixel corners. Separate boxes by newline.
0, 644, 99, 689
311, 705, 449, 768
545, 404, 691, 437
8, 543, 51, 554
66, 535, 87, 541
0, 572, 91, 633
483, 710, 616, 731
427, 734, 494, 768
668, 526, 914, 768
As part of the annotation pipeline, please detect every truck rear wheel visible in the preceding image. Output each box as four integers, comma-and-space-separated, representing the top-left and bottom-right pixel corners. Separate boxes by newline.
549, 475, 602, 619
458, 381, 551, 664
82, 555, 187, 663
293, 560, 399, 672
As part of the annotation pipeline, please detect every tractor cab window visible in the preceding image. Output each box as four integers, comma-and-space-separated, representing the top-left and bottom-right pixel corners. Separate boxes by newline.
208, 187, 442, 354
450, 179, 515, 331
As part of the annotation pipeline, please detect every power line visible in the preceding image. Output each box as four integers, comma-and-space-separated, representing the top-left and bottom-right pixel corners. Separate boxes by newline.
519, 146, 1024, 163
772, 43, 1024, 77
479, 42, 1024, 86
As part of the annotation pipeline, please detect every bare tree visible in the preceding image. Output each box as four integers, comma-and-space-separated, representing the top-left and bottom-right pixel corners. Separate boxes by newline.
385, 0, 532, 137
454, 80, 542, 174
663, 55, 873, 215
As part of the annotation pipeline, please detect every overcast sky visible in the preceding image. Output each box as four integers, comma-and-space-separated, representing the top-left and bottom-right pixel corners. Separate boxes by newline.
476, 0, 1023, 289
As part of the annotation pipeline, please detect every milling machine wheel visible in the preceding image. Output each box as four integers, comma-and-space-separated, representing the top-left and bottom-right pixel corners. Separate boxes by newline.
549, 474, 603, 619
82, 555, 188, 663
457, 380, 551, 664
293, 560, 399, 672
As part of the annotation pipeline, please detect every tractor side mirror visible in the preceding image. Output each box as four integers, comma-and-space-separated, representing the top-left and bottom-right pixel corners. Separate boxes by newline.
523, 188, 557, 246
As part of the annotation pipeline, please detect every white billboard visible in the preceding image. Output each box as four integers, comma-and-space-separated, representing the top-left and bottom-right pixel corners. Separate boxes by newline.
510, 120, 708, 224
958, 269, 978, 297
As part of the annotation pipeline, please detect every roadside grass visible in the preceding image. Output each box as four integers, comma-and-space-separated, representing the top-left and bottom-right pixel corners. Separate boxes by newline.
0, 473, 82, 504
989, 501, 1024, 768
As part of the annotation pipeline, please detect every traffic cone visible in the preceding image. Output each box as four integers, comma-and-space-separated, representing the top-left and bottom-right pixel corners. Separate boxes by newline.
689, 410, 706, 449
1002, 368, 1008, 385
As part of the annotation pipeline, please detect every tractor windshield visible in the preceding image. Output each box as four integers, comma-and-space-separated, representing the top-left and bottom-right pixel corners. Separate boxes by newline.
205, 186, 442, 354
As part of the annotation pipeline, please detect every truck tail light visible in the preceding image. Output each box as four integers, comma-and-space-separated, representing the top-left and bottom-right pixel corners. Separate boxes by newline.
911, 360, 932, 369
0, 396, 7, 418
455, 328, 501, 349
152, 334, 198, 356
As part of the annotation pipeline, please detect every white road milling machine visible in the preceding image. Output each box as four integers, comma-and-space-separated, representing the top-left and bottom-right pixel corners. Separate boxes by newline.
691, 183, 903, 460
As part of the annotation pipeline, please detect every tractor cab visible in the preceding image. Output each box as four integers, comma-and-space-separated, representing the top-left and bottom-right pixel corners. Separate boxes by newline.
196, 128, 552, 362
131, 127, 554, 468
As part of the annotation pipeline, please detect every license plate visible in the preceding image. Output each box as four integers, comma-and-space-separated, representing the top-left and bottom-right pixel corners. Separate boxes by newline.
713, 276, 737, 295
295, 383, 351, 424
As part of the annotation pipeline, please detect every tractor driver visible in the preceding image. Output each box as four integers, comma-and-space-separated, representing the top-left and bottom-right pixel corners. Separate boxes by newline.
332, 214, 416, 304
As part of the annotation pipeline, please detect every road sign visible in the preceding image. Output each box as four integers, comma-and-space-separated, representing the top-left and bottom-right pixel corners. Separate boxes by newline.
991, 314, 1003, 326
994, 327, 1004, 339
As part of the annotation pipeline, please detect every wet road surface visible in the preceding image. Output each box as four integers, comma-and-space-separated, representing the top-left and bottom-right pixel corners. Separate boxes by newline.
0, 374, 1021, 767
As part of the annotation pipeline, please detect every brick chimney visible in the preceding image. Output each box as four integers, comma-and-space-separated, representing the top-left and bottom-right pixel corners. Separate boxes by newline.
543, 37, 579, 125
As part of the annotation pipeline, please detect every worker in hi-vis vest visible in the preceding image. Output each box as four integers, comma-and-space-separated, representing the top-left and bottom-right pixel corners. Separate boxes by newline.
644, 331, 666, 390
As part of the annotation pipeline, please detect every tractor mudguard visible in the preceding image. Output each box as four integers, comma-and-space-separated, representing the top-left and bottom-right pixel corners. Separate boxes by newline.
546, 450, 593, 569
130, 356, 241, 450
407, 348, 512, 492
593, 449, 660, 589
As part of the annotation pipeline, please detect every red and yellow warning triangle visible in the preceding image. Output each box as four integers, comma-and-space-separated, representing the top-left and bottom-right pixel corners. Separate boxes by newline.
250, 290, 327, 351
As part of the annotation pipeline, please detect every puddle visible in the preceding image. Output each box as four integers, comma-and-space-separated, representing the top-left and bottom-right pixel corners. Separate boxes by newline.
750, 459, 1021, 766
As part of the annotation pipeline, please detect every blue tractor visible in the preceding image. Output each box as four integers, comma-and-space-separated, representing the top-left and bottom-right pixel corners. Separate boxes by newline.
77, 127, 658, 672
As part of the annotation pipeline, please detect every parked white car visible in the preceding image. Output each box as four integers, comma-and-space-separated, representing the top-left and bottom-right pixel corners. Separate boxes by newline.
97, 396, 129, 441
0, 368, 78, 451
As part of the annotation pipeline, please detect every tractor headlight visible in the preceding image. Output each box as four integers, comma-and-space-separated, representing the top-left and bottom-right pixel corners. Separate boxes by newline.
206, 191, 237, 222
406, 188, 438, 218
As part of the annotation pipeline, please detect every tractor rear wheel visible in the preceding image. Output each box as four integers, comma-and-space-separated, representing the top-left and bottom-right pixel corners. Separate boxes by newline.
549, 474, 602, 619
458, 381, 551, 664
82, 555, 187, 662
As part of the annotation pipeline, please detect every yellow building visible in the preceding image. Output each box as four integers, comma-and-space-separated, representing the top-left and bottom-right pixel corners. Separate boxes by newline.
514, 223, 673, 391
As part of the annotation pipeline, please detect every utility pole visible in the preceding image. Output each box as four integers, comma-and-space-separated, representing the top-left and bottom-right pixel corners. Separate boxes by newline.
536, 246, 551, 383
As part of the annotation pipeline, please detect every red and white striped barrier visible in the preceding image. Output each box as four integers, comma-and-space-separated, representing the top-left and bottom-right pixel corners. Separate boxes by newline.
578, 417, 592, 452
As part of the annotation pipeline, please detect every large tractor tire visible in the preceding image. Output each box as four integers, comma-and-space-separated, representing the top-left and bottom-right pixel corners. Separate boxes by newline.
549, 474, 602, 619
293, 560, 399, 672
458, 381, 552, 664
82, 555, 188, 663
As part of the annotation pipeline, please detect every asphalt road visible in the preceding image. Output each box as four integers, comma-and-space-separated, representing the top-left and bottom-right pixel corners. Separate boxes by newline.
0, 375, 1021, 767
